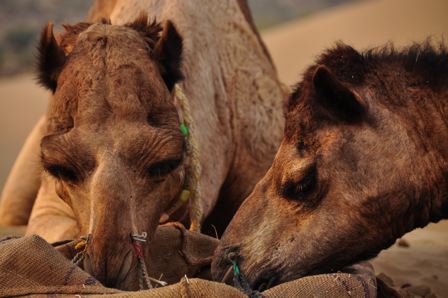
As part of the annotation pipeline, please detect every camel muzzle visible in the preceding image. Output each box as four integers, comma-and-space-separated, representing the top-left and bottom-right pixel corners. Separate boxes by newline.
80, 230, 139, 289
83, 246, 135, 288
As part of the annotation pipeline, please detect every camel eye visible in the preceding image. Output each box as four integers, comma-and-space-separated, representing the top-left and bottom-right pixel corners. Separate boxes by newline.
147, 158, 182, 178
282, 164, 317, 201
297, 140, 306, 152
44, 164, 79, 183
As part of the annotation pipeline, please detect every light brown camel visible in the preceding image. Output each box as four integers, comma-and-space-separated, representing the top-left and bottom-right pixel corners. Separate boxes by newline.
0, 0, 285, 289
212, 42, 448, 290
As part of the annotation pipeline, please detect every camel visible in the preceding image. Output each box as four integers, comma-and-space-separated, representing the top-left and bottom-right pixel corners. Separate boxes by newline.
212, 42, 448, 290
0, 0, 285, 289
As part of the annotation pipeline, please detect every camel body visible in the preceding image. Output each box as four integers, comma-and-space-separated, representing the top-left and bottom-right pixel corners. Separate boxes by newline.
213, 43, 448, 288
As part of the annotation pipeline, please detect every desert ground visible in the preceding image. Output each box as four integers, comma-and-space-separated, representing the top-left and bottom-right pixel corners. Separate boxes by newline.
0, 0, 447, 296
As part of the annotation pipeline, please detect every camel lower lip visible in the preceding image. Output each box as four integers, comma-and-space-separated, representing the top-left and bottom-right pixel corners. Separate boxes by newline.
116, 250, 134, 285
254, 275, 278, 292
264, 276, 278, 291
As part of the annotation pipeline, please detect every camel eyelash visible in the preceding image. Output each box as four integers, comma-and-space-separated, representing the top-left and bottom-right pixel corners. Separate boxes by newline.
147, 158, 182, 178
44, 163, 80, 183
297, 140, 306, 152
282, 164, 317, 201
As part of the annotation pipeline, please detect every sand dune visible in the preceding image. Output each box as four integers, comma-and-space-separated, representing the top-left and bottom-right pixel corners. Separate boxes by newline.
373, 222, 448, 297
263, 0, 448, 85
0, 0, 446, 295
0, 75, 48, 189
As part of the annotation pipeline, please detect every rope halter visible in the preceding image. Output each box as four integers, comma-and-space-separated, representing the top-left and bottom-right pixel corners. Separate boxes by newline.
161, 85, 203, 232
131, 232, 168, 290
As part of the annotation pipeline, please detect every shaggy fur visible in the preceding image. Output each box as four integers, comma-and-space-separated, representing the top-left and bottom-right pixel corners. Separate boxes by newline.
213, 42, 448, 290
289, 41, 448, 109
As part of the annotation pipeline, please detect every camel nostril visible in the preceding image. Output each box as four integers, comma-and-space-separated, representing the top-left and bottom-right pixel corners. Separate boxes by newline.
211, 244, 240, 281
226, 251, 238, 263
216, 251, 242, 284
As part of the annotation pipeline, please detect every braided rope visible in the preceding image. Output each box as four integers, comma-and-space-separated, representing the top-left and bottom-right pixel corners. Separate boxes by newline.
131, 232, 168, 290
173, 85, 203, 232
131, 232, 153, 290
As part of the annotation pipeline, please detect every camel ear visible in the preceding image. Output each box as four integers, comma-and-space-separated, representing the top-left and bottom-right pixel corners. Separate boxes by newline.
153, 21, 184, 91
37, 22, 66, 93
312, 65, 365, 123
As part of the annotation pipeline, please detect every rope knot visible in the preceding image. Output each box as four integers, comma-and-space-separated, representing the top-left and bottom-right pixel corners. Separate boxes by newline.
131, 232, 148, 259
72, 234, 90, 266
131, 232, 148, 243
133, 241, 145, 258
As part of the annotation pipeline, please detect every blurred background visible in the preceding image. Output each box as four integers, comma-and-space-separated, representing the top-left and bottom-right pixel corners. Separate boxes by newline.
0, 0, 447, 295
0, 0, 362, 77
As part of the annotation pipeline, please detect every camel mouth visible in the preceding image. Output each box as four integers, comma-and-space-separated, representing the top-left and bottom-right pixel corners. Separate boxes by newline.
213, 247, 285, 292
82, 248, 136, 289
247, 262, 324, 292
252, 275, 278, 292
225, 250, 279, 292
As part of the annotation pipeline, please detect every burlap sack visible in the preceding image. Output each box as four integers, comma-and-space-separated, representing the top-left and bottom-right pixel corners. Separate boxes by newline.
54, 224, 218, 285
0, 235, 118, 297
263, 263, 377, 298
0, 229, 378, 298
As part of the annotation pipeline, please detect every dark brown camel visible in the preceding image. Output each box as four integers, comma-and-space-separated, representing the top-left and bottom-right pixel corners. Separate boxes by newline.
212, 42, 448, 290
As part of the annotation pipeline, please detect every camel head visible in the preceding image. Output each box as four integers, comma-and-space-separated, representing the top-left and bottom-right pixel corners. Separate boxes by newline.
37, 16, 185, 288
212, 44, 448, 290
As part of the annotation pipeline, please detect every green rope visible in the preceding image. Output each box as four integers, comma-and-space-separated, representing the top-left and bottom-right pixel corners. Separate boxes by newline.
232, 260, 240, 276
179, 123, 189, 137
229, 255, 264, 298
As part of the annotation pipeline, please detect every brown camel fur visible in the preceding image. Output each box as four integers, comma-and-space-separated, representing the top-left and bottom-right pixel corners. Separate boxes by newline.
0, 0, 284, 289
213, 42, 448, 290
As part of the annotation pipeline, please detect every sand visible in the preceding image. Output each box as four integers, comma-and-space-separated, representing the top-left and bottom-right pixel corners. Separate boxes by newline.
0, 0, 447, 295
0, 74, 48, 189
263, 0, 448, 85
373, 222, 448, 297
